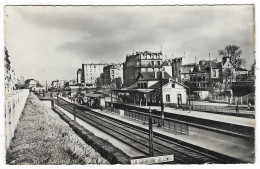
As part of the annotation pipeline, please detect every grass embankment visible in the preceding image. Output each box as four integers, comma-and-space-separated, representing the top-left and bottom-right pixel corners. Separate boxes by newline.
6, 93, 109, 165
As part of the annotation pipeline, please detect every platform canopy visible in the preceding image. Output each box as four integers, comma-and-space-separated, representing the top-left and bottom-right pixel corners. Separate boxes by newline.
112, 88, 155, 93
85, 93, 105, 98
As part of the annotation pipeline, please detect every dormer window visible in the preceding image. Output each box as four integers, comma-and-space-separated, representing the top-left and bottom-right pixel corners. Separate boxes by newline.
172, 84, 175, 88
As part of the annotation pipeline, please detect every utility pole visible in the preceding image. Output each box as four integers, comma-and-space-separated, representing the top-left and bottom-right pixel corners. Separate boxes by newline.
149, 107, 154, 157
111, 78, 113, 112
73, 99, 76, 122
57, 94, 59, 108
46, 80, 48, 93
189, 88, 191, 113
160, 70, 164, 126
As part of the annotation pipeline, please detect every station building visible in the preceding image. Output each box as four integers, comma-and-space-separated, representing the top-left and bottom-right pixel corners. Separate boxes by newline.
113, 71, 188, 107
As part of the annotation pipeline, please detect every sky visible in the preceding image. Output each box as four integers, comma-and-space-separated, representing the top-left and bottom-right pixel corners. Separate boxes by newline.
4, 5, 255, 84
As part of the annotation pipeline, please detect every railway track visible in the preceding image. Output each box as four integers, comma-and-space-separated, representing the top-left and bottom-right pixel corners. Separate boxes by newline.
54, 98, 246, 164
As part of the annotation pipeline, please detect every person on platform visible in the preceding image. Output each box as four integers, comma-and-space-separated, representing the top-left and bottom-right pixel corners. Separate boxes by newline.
236, 103, 239, 114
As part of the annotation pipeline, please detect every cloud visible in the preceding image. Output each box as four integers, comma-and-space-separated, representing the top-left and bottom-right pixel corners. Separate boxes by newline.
5, 5, 255, 84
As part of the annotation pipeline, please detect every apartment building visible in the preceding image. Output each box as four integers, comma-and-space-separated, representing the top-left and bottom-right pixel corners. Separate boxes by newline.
123, 51, 163, 87
81, 63, 108, 86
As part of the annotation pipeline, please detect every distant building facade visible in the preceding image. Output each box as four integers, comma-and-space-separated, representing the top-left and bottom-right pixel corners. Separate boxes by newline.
77, 69, 82, 84
51, 80, 68, 90
96, 73, 105, 88
103, 63, 123, 88
69, 79, 77, 86
5, 48, 16, 93
123, 51, 163, 87
25, 79, 38, 90
163, 57, 182, 82
81, 63, 108, 86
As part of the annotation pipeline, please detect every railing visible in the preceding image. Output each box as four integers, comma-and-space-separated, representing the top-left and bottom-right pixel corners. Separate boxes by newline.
124, 110, 189, 135
5, 89, 30, 150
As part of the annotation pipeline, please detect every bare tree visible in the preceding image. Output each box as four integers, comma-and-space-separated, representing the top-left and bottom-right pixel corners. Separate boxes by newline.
223, 67, 233, 98
219, 45, 245, 67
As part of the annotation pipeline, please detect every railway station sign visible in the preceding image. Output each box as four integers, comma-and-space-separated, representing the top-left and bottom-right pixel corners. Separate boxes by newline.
131, 155, 174, 165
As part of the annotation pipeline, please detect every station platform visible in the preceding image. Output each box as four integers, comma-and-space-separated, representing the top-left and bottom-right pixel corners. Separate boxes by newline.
58, 96, 255, 163
109, 101, 255, 128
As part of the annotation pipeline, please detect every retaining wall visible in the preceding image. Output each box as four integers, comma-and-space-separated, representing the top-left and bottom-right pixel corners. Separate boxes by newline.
5, 89, 30, 150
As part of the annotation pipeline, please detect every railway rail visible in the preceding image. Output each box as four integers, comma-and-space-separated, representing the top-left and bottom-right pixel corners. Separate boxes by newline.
54, 98, 246, 164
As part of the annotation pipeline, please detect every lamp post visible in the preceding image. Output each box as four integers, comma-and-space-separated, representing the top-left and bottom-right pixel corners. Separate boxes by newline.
159, 70, 164, 127
148, 107, 154, 156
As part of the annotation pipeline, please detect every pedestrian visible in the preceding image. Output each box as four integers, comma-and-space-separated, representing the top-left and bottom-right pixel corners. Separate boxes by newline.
248, 102, 251, 110
236, 103, 239, 114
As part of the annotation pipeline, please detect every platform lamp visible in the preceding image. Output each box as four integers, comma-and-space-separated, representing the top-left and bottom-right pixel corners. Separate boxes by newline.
110, 76, 114, 112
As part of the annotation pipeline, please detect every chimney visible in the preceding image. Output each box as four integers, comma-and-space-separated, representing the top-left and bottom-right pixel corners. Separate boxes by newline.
227, 57, 230, 62
162, 71, 165, 79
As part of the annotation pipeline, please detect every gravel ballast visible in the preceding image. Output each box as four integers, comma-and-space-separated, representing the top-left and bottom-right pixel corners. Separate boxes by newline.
6, 93, 109, 165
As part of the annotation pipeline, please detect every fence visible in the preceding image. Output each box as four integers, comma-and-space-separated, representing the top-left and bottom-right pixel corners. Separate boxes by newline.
5, 89, 30, 150
124, 110, 189, 135
190, 104, 253, 114
105, 106, 120, 114
212, 96, 252, 106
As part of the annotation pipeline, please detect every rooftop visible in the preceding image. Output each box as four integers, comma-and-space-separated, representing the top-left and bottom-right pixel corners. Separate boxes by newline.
139, 71, 171, 81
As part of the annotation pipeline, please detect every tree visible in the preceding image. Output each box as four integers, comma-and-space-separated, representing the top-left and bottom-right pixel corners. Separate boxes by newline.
218, 45, 245, 67
223, 67, 234, 97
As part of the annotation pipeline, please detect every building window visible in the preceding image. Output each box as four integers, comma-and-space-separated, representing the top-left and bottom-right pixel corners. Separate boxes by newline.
144, 83, 147, 88
157, 61, 160, 66
151, 61, 154, 66
212, 69, 216, 77
202, 75, 205, 81
166, 94, 170, 102
141, 83, 144, 88
172, 84, 175, 88
198, 76, 202, 81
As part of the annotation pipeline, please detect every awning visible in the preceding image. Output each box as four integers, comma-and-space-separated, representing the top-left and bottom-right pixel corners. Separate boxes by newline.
112, 89, 155, 93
